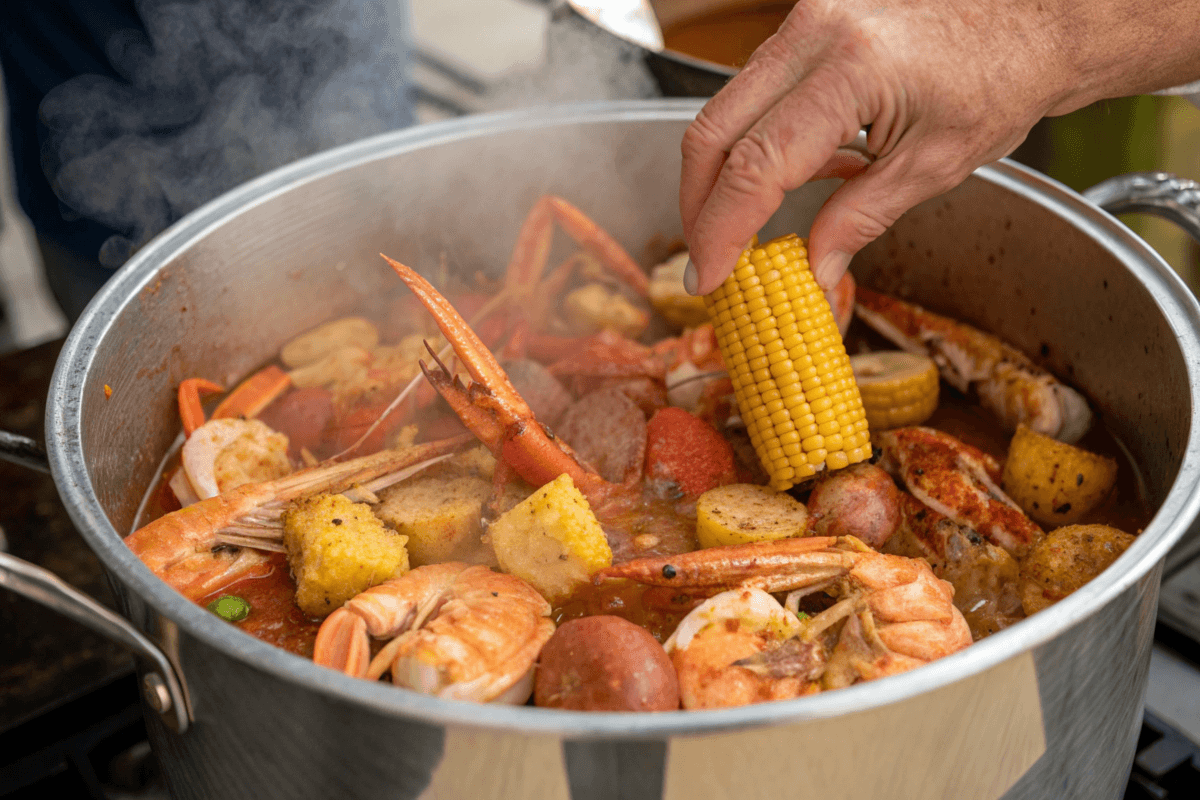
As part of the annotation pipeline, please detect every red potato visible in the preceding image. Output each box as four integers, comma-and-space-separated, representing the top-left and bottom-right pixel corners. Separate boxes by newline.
645, 407, 737, 499
535, 616, 680, 711
807, 463, 901, 548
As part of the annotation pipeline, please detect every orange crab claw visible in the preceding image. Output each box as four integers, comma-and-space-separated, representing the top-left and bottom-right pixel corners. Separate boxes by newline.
212, 365, 292, 421
383, 254, 617, 505
178, 378, 225, 436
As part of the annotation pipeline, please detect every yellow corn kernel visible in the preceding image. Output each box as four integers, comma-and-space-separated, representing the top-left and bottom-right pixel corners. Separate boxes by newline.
704, 234, 870, 491
850, 351, 940, 430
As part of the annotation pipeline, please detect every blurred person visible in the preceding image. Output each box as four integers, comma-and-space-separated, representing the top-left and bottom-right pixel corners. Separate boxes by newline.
679, 0, 1200, 296
0, 0, 415, 322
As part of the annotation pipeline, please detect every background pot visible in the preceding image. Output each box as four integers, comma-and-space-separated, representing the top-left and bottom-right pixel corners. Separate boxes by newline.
2, 100, 1200, 799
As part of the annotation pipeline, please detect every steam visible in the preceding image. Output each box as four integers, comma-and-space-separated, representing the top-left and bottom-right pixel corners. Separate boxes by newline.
39, 0, 414, 268
480, 7, 659, 111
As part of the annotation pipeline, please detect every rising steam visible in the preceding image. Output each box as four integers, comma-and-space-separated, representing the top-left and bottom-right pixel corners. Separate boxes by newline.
39, 0, 414, 268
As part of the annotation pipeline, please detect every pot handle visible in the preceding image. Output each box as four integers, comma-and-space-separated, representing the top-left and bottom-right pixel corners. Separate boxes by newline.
0, 551, 191, 734
0, 431, 50, 474
1083, 172, 1200, 244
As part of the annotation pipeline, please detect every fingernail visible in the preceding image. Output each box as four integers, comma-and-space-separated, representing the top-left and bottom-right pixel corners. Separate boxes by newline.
814, 251, 852, 291
683, 258, 700, 295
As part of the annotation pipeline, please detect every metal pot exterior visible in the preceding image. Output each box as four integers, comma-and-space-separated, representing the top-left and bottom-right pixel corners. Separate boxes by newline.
46, 101, 1200, 800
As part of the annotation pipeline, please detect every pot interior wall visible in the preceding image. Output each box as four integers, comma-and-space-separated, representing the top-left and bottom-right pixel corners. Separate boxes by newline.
80, 116, 1188, 540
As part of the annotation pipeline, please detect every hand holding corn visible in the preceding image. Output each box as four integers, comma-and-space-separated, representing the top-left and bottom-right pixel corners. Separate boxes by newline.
678, 0, 1200, 296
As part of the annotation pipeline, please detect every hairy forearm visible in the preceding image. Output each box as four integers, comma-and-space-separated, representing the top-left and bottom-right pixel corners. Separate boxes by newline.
1048, 0, 1200, 113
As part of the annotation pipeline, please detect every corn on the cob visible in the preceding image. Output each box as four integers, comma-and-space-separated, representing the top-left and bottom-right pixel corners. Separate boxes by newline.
704, 235, 871, 491
850, 351, 940, 429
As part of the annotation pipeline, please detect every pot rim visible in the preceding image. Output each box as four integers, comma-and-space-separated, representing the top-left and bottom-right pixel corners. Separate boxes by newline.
46, 98, 1200, 737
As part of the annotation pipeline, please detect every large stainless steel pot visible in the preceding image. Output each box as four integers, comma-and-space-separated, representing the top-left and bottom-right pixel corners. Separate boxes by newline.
4, 100, 1200, 800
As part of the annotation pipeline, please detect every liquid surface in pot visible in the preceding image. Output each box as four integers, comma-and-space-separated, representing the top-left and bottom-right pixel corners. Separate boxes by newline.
661, 3, 795, 68
127, 206, 1150, 711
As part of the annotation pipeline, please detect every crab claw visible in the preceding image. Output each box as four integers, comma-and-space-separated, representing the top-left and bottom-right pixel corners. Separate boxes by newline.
382, 254, 617, 505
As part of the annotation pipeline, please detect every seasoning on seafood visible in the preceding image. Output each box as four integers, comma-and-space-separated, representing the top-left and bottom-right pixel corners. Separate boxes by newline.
313, 563, 555, 703
885, 493, 1025, 638
598, 536, 971, 708
704, 234, 871, 491
876, 426, 1043, 558
854, 286, 1093, 443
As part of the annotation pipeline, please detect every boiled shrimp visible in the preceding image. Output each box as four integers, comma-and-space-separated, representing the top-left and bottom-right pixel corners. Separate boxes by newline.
126, 437, 470, 601
313, 562, 555, 703
596, 536, 972, 709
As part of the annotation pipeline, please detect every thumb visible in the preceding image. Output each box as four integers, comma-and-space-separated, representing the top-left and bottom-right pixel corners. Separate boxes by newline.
807, 151, 964, 290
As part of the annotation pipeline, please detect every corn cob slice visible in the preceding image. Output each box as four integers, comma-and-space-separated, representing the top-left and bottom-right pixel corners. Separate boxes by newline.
704, 235, 871, 491
850, 351, 940, 429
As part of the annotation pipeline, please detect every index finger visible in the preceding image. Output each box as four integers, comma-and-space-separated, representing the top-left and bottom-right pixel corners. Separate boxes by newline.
679, 13, 824, 242
686, 78, 856, 295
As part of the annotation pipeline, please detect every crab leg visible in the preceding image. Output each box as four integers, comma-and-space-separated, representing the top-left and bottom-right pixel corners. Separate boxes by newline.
854, 287, 1092, 443
876, 426, 1043, 557
212, 365, 291, 420
178, 378, 224, 436
505, 195, 650, 298
594, 536, 858, 594
383, 255, 617, 504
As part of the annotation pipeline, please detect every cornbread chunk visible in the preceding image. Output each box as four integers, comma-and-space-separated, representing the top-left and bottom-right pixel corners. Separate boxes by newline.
375, 474, 493, 566
282, 493, 409, 617
489, 474, 613, 602
1002, 425, 1118, 526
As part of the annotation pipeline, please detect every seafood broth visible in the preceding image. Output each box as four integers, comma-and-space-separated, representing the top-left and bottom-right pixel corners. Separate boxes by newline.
660, 3, 795, 68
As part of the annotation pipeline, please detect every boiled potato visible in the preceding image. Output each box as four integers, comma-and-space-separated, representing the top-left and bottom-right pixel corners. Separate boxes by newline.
1019, 524, 1136, 615
488, 474, 612, 602
696, 484, 809, 549
282, 493, 409, 617
535, 616, 680, 711
280, 317, 378, 368
1002, 425, 1118, 526
375, 474, 493, 567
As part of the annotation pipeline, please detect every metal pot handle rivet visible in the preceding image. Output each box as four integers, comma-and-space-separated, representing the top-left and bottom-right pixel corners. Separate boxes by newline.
0, 551, 191, 733
1083, 172, 1200, 245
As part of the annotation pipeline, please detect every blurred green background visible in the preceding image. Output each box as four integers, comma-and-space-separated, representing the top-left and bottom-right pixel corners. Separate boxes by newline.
1011, 96, 1200, 292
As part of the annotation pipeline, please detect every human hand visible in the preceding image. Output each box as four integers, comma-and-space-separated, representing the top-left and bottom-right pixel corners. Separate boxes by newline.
678, 0, 1200, 294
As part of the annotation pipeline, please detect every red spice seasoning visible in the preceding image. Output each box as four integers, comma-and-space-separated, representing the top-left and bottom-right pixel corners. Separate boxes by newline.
644, 407, 736, 498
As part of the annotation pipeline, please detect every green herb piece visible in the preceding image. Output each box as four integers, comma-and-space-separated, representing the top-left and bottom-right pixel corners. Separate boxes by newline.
207, 595, 251, 622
